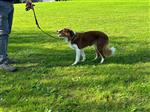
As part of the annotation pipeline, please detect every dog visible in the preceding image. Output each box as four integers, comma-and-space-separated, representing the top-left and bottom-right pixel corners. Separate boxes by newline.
57, 28, 115, 65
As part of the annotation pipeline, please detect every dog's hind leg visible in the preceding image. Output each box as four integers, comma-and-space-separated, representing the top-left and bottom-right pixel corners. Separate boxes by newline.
99, 51, 104, 64
96, 43, 105, 64
81, 50, 86, 62
94, 43, 104, 61
94, 45, 99, 60
96, 48, 104, 63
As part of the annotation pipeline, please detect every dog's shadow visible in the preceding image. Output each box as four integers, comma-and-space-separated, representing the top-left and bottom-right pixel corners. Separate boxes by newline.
76, 49, 150, 66
14, 46, 150, 68
10, 34, 150, 68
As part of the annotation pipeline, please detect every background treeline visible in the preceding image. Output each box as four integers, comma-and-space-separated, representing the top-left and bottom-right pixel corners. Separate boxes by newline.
14, 0, 68, 3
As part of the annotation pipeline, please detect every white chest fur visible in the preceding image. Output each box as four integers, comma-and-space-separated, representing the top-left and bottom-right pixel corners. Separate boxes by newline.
69, 43, 78, 49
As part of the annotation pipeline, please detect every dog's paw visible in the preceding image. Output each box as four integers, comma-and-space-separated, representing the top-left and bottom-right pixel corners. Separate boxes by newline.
93, 58, 97, 61
92, 56, 98, 61
71, 63, 77, 66
100, 58, 104, 64
81, 58, 86, 62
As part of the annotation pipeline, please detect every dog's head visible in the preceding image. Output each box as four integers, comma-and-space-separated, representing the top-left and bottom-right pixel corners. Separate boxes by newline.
57, 28, 75, 41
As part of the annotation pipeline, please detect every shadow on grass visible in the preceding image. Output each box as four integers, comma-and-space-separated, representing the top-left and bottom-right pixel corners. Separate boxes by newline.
9, 33, 150, 69
10, 31, 60, 44
9, 45, 150, 69
1, 32, 150, 111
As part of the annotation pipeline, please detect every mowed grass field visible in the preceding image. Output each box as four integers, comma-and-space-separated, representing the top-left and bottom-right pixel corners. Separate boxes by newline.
0, 0, 150, 112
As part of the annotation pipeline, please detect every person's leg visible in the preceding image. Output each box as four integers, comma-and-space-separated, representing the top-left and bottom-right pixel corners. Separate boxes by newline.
0, 2, 9, 63
0, 1, 17, 72
0, 34, 8, 63
8, 5, 14, 35
6, 4, 16, 63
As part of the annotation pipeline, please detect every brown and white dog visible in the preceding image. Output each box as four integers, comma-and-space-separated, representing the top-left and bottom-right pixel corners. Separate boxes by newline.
57, 28, 115, 65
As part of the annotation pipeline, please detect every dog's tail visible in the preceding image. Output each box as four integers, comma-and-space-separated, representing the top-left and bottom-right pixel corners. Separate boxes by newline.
103, 46, 116, 57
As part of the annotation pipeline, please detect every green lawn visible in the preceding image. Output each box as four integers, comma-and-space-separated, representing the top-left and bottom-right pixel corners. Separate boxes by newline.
0, 0, 150, 112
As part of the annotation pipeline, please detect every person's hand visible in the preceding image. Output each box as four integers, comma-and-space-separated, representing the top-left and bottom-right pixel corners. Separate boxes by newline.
25, 1, 35, 11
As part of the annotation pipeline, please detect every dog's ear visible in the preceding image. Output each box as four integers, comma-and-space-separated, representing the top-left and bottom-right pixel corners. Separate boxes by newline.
66, 30, 75, 41
69, 30, 75, 37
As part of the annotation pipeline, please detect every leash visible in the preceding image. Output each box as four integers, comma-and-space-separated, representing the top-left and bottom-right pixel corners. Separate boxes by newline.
31, 8, 57, 39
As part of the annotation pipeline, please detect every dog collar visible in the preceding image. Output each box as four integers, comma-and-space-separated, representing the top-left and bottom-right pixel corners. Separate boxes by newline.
71, 32, 77, 41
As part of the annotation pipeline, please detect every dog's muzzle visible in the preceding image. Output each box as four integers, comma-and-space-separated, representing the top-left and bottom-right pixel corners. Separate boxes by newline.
57, 30, 64, 38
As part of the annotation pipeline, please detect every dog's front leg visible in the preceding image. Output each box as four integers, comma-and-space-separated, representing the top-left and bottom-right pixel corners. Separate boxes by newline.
72, 49, 81, 65
71, 45, 81, 65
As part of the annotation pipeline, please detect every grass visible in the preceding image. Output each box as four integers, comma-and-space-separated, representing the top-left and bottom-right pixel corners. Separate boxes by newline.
0, 0, 150, 112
